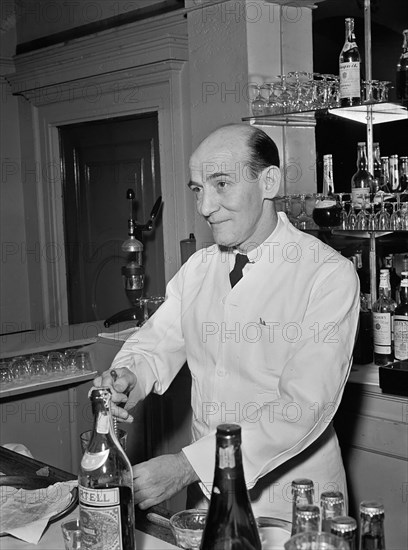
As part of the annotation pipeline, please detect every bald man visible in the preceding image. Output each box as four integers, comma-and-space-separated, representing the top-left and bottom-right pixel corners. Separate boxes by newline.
94, 124, 360, 521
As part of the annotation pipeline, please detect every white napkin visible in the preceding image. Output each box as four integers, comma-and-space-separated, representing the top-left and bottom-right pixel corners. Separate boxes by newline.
0, 480, 77, 544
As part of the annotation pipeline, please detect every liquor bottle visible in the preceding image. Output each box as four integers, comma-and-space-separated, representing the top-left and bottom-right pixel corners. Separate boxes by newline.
383, 254, 401, 303
396, 29, 408, 105
400, 156, 408, 193
359, 501, 386, 550
379, 157, 392, 194
294, 505, 320, 534
78, 387, 136, 550
351, 142, 373, 207
290, 478, 314, 536
372, 269, 397, 366
339, 18, 361, 107
394, 272, 408, 361
313, 154, 341, 227
331, 516, 358, 550
320, 491, 345, 533
397, 255, 408, 303
389, 155, 400, 192
372, 143, 382, 194
200, 424, 261, 550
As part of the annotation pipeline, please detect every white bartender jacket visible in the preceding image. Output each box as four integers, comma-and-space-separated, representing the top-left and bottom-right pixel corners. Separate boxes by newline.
112, 212, 360, 520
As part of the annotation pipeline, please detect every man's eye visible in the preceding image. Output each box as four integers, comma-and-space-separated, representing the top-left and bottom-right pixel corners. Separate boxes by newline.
217, 181, 227, 189
190, 186, 201, 194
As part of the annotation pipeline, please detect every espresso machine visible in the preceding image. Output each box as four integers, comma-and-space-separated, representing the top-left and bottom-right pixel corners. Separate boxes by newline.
104, 189, 163, 328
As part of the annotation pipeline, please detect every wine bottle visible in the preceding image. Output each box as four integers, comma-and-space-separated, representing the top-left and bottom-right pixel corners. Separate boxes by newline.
379, 156, 392, 194
383, 254, 401, 303
290, 478, 314, 536
372, 143, 382, 194
78, 387, 136, 550
372, 269, 396, 366
396, 29, 408, 105
359, 501, 386, 550
394, 271, 408, 361
339, 18, 361, 107
331, 516, 358, 550
200, 424, 261, 550
351, 142, 373, 207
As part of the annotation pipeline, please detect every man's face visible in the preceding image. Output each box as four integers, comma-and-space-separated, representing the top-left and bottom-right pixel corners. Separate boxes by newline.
189, 132, 268, 249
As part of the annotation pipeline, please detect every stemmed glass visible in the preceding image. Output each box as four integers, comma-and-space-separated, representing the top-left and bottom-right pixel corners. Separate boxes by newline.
347, 202, 358, 230
276, 75, 291, 113
250, 84, 266, 116
264, 83, 281, 115
356, 196, 369, 230
283, 195, 299, 228
295, 194, 314, 230
375, 195, 390, 230
400, 202, 408, 230
336, 193, 348, 229
367, 202, 377, 230
390, 199, 401, 230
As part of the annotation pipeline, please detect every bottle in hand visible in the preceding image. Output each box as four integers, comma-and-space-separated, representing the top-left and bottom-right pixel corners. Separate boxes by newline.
78, 387, 136, 550
339, 17, 361, 107
372, 269, 397, 366
200, 424, 261, 550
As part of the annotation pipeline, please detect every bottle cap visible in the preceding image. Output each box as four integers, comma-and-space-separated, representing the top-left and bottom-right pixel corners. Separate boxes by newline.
360, 501, 384, 516
321, 491, 344, 506
296, 505, 320, 519
291, 478, 314, 490
216, 424, 241, 437
331, 516, 357, 533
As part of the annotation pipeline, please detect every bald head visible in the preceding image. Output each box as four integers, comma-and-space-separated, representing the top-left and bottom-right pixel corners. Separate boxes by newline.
192, 124, 280, 177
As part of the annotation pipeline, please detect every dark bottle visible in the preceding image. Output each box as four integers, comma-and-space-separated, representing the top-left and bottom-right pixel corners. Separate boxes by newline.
396, 29, 408, 105
372, 143, 382, 194
351, 255, 373, 365
351, 143, 373, 208
383, 254, 401, 303
180, 233, 196, 264
339, 18, 361, 107
331, 516, 358, 550
290, 478, 314, 536
320, 491, 345, 533
379, 157, 392, 194
200, 424, 261, 550
372, 269, 396, 366
394, 271, 408, 361
400, 156, 408, 193
78, 387, 136, 550
360, 501, 386, 550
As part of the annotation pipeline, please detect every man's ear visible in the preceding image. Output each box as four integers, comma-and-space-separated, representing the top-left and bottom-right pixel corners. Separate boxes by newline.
261, 165, 281, 199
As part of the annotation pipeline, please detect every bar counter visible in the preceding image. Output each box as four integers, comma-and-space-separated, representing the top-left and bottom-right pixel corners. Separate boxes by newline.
0, 446, 178, 549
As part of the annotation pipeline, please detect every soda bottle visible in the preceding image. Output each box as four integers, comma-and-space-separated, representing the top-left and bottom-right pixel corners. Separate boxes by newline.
290, 478, 314, 536
360, 501, 386, 550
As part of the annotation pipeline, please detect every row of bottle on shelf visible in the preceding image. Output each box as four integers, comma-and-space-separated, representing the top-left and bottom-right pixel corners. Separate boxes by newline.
291, 478, 384, 550
351, 252, 408, 365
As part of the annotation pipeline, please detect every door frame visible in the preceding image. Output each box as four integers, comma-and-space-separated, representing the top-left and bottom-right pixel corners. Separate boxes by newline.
10, 13, 193, 327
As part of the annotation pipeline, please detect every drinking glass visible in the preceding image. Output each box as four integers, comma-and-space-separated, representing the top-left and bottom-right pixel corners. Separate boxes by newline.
29, 355, 48, 377
336, 193, 348, 229
347, 203, 358, 230
390, 200, 401, 230
250, 84, 266, 116
264, 83, 281, 115
73, 351, 92, 372
61, 517, 81, 550
0, 364, 13, 385
356, 197, 369, 230
47, 351, 65, 374
10, 357, 31, 381
367, 202, 377, 230
375, 195, 390, 230
295, 194, 314, 230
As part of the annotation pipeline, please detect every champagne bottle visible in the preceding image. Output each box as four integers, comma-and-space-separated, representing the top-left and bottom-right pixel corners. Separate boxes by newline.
372, 269, 396, 366
78, 387, 136, 550
359, 501, 386, 550
396, 29, 408, 105
394, 271, 408, 361
200, 424, 261, 550
339, 18, 361, 107
351, 142, 373, 207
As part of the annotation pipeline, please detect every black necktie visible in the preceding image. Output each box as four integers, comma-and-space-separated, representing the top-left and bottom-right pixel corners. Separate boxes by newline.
229, 253, 249, 288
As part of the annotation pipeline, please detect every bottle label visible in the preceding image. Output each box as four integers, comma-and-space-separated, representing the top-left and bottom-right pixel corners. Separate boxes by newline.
342, 42, 357, 52
339, 61, 361, 98
219, 445, 236, 469
81, 449, 110, 471
394, 317, 408, 360
96, 414, 109, 434
79, 486, 122, 550
373, 312, 392, 353
351, 188, 370, 206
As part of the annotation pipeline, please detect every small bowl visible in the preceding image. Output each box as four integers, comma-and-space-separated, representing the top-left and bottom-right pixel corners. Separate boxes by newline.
169, 509, 207, 549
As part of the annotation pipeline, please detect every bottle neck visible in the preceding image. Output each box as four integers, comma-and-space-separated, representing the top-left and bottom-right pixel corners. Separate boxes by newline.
345, 19, 355, 43
399, 283, 408, 305
402, 31, 408, 52
214, 437, 246, 488
357, 147, 368, 170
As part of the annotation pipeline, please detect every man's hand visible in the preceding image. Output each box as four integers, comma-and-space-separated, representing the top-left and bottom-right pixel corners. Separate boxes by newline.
132, 452, 199, 510
93, 367, 137, 423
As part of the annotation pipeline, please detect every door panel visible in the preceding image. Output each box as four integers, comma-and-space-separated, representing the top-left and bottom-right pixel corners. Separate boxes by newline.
59, 113, 164, 324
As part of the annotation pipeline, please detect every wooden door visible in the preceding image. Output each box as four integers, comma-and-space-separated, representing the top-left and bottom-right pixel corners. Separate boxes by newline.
59, 113, 164, 324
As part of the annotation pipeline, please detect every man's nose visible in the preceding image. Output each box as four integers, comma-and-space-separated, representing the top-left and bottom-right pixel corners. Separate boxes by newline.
197, 188, 219, 217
